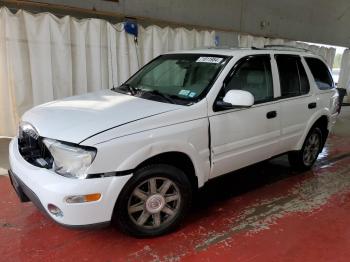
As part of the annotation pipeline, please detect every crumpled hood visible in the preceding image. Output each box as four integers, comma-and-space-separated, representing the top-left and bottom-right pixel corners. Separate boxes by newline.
22, 90, 183, 144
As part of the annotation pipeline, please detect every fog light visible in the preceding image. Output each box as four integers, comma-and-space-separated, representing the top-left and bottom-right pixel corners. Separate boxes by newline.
47, 204, 63, 217
65, 193, 101, 204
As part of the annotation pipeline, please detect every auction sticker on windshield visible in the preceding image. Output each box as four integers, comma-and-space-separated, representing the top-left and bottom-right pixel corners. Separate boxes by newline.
196, 57, 223, 63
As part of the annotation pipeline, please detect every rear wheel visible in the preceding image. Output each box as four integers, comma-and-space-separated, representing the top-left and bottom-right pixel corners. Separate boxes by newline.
288, 127, 323, 170
114, 164, 192, 237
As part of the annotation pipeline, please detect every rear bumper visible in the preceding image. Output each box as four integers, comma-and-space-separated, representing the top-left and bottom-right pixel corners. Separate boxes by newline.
8, 138, 132, 227
329, 112, 338, 131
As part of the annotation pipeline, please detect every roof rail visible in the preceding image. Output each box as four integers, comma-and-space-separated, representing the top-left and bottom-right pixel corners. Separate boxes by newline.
261, 45, 311, 52
206, 46, 251, 50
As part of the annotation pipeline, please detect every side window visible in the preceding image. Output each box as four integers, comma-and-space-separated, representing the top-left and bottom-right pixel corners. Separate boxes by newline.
304, 57, 334, 90
275, 55, 310, 97
222, 55, 273, 104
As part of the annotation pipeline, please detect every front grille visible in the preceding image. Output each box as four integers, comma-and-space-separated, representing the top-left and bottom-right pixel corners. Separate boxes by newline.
18, 132, 53, 169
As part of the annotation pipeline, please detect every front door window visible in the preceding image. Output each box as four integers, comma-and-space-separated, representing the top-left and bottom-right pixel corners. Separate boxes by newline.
218, 55, 274, 105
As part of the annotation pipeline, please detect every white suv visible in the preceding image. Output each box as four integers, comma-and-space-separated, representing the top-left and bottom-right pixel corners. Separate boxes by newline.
9, 47, 339, 236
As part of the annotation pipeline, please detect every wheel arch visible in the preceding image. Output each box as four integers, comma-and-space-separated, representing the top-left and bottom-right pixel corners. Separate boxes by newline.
310, 115, 329, 148
134, 152, 199, 193
114, 139, 210, 188
296, 114, 329, 150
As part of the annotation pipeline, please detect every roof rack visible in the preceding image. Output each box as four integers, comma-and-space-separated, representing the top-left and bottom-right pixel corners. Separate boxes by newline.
252, 45, 311, 52
206, 46, 251, 50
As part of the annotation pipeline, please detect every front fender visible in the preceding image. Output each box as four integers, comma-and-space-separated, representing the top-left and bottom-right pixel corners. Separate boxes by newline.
116, 140, 209, 187
86, 118, 210, 188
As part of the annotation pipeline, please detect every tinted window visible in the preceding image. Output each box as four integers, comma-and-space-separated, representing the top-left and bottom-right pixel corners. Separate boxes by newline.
275, 55, 310, 97
222, 55, 273, 104
305, 57, 334, 90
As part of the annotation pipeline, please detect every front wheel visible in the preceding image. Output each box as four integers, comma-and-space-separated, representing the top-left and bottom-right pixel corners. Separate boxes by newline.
288, 127, 323, 170
113, 164, 192, 237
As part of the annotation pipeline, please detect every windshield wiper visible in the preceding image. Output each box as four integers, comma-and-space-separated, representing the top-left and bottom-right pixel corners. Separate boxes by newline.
143, 90, 176, 104
112, 84, 138, 95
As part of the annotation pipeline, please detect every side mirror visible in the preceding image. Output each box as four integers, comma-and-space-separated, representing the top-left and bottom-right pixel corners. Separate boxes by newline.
215, 90, 254, 110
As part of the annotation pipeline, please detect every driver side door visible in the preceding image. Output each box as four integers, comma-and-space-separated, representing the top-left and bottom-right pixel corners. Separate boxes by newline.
209, 54, 281, 178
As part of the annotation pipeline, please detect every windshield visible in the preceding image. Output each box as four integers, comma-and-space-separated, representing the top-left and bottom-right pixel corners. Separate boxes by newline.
114, 54, 229, 105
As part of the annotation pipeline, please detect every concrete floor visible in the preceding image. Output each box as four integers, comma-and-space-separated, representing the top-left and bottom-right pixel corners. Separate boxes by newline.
0, 107, 349, 261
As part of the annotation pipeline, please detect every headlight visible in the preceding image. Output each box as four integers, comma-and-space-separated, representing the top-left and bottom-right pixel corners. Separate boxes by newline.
43, 138, 96, 179
18, 121, 39, 140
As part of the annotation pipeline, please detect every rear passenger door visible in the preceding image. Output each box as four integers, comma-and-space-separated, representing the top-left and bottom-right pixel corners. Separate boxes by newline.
274, 55, 315, 152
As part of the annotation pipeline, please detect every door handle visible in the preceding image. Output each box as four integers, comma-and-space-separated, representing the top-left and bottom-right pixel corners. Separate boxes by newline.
308, 102, 317, 109
266, 111, 277, 119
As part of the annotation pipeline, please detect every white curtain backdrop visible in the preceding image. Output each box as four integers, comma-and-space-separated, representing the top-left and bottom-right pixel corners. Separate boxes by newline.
238, 34, 336, 69
0, 7, 215, 137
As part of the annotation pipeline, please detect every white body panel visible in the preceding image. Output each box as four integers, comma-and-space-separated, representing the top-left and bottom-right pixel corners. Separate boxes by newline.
22, 90, 183, 144
209, 102, 280, 178
9, 48, 339, 226
278, 95, 315, 151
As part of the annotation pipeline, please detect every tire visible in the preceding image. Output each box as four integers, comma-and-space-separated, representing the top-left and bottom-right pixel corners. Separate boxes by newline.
113, 164, 192, 237
288, 127, 323, 170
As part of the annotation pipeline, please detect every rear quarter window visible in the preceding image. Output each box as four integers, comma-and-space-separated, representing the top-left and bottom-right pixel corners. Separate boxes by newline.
304, 57, 334, 90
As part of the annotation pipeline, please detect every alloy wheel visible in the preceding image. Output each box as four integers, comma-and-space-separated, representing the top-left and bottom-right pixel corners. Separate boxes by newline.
127, 177, 181, 229
303, 132, 321, 166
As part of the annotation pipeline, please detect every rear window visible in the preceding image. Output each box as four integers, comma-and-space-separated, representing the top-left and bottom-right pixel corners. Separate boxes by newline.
304, 57, 334, 90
